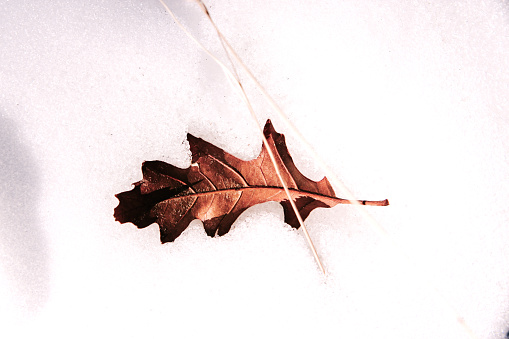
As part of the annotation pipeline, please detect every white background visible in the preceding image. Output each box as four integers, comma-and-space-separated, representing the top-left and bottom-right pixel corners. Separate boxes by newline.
1, 0, 509, 338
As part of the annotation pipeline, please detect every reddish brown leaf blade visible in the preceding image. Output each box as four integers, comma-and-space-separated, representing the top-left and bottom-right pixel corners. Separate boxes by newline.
114, 119, 389, 243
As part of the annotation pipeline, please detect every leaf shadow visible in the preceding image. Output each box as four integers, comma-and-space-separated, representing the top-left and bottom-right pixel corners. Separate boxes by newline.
0, 112, 50, 316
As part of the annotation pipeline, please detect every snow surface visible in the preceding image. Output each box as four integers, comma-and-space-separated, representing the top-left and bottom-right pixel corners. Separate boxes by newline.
1, 0, 509, 338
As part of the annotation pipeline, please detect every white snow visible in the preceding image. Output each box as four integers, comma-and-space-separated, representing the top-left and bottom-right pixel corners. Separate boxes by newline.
1, 0, 509, 338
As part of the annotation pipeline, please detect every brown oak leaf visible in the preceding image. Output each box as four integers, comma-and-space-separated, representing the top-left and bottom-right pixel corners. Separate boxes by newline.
114, 120, 388, 243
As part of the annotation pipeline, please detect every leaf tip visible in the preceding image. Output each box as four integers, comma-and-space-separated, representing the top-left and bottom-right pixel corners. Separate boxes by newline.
263, 119, 275, 135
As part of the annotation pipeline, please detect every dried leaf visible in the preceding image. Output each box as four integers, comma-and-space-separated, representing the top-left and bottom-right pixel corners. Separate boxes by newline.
114, 119, 388, 243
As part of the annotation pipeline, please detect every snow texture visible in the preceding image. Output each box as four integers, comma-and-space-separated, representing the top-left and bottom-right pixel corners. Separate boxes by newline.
1, 0, 509, 338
